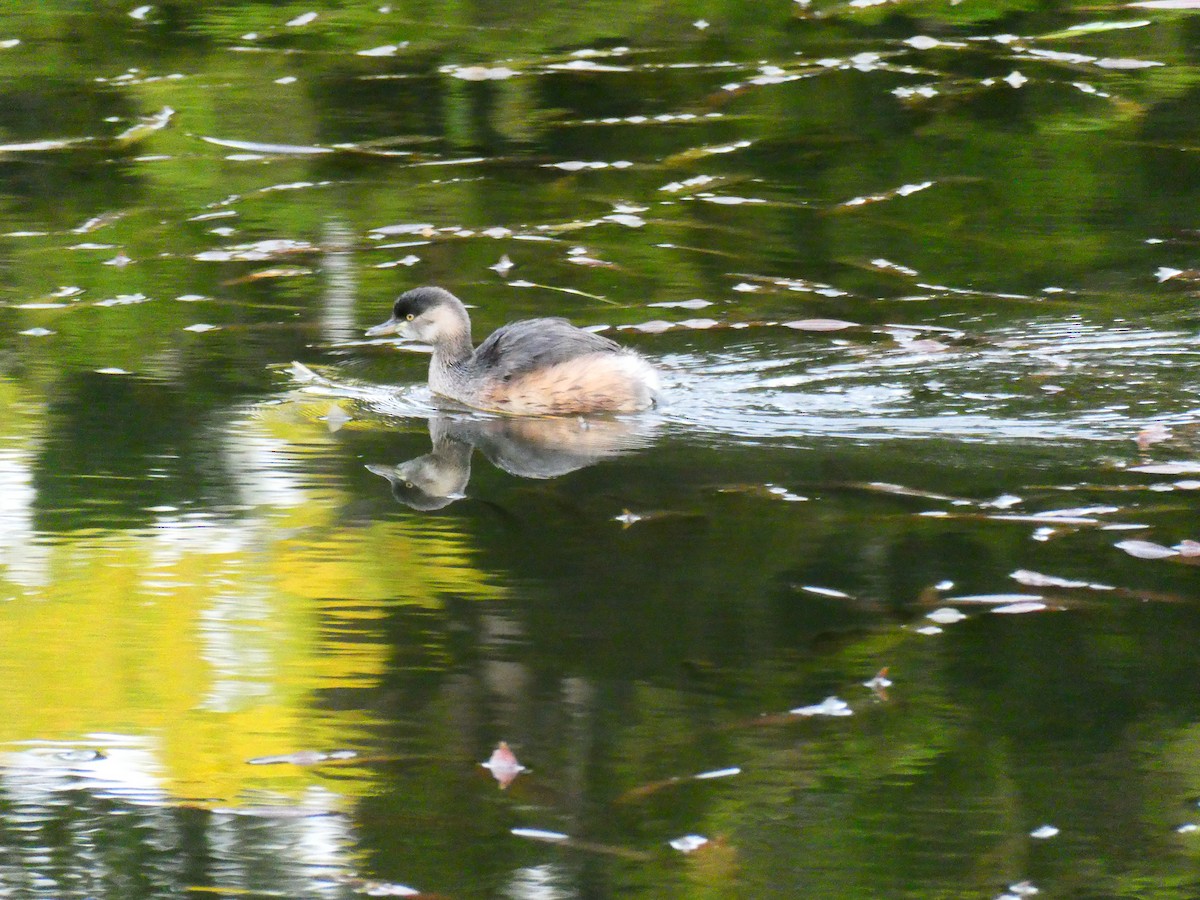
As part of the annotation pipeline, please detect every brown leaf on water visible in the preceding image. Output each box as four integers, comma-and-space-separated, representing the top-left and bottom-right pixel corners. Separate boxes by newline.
225, 266, 313, 284
616, 765, 740, 803
510, 828, 653, 860
1137, 424, 1172, 450
616, 775, 684, 803
481, 741, 526, 789
247, 749, 358, 766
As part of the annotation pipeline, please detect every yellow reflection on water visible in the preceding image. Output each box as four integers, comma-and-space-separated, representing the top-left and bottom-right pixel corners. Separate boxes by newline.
0, 390, 502, 804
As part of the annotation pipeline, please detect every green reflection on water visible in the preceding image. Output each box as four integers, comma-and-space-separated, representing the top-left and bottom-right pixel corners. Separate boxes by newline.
0, 0, 1198, 898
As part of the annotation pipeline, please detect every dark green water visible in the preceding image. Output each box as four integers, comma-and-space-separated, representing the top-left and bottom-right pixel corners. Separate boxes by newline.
1, 1, 1199, 898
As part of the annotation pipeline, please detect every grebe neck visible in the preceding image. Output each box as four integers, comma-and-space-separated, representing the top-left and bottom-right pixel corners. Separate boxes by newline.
428, 328, 474, 398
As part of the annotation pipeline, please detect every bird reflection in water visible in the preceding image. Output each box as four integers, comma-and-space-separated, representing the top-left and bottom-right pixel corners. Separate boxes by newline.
367, 414, 657, 510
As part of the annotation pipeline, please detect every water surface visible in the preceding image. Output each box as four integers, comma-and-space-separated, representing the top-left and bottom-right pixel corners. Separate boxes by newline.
1, 2, 1200, 898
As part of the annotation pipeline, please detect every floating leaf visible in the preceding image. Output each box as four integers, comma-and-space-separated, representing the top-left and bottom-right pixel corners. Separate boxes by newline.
115, 106, 173, 144
375, 255, 421, 269
799, 585, 851, 598
285, 11, 317, 26
1129, 461, 1200, 475
949, 593, 1045, 605
1094, 57, 1164, 69
669, 834, 709, 852
1137, 424, 1172, 449
790, 696, 852, 717
247, 749, 357, 766
358, 44, 402, 57
183, 323, 219, 333
1012, 569, 1112, 590
1115, 539, 1178, 559
992, 601, 1048, 615
201, 136, 333, 155
694, 766, 740, 780
481, 741, 527, 789
195, 239, 314, 262
0, 137, 93, 152
446, 65, 517, 81
926, 608, 967, 624
1041, 19, 1150, 38
782, 318, 858, 332
863, 668, 892, 689
511, 827, 569, 842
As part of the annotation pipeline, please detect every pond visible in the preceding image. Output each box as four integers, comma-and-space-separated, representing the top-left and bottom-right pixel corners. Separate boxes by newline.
1, 1, 1199, 897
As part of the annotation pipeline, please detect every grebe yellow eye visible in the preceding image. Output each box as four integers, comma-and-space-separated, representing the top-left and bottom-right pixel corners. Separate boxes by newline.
405, 313, 414, 321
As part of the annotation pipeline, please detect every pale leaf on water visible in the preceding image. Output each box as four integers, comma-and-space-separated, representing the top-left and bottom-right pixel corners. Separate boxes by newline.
357, 882, 419, 896
1137, 424, 1172, 449
0, 137, 93, 152
115, 106, 173, 144
1115, 539, 1178, 559
948, 593, 1043, 604
511, 828, 569, 842
627, 320, 674, 333
985, 494, 1023, 509
782, 318, 858, 331
790, 696, 852, 717
992, 601, 1048, 615
1129, 462, 1200, 475
604, 213, 645, 227
358, 45, 401, 57
447, 65, 517, 81
799, 585, 852, 598
694, 766, 740, 780
926, 608, 967, 624
863, 668, 892, 689
1012, 569, 1112, 590
1094, 57, 1163, 69
201, 136, 333, 155
1041, 19, 1150, 37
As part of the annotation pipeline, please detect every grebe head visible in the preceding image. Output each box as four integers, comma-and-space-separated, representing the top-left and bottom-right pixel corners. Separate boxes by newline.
366, 286, 469, 346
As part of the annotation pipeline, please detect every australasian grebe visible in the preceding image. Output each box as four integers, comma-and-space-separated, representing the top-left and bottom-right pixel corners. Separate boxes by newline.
366, 286, 660, 416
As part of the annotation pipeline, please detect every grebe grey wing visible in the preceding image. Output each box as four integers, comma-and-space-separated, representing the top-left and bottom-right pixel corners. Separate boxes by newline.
472, 317, 623, 380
